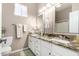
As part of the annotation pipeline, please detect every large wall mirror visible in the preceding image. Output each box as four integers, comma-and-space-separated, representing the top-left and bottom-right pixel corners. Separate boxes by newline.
55, 3, 79, 34
55, 3, 72, 33
37, 3, 79, 34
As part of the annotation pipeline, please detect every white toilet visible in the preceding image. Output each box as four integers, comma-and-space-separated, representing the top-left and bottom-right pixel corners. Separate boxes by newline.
1, 36, 13, 55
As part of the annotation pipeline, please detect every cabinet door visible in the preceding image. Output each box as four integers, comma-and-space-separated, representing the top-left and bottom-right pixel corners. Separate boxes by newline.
40, 40, 52, 56
51, 44, 78, 56
34, 39, 41, 51
34, 38, 41, 56
41, 40, 51, 49
28, 36, 35, 53
28, 36, 41, 56
41, 46, 51, 56
28, 36, 32, 49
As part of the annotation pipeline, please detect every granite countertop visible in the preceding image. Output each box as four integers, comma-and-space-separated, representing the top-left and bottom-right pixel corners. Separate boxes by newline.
29, 34, 79, 53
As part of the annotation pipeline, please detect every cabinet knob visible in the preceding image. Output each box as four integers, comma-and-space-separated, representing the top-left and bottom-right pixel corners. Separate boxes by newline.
49, 52, 51, 55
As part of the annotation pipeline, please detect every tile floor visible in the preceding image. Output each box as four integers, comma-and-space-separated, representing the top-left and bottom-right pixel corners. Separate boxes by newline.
8, 49, 35, 56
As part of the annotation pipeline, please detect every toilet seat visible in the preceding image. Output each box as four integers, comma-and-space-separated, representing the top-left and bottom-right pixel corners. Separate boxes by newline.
1, 36, 13, 55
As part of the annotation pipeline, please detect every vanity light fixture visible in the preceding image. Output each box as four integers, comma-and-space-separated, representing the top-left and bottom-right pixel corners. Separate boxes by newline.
39, 3, 52, 13
41, 6, 46, 11
39, 6, 46, 13
55, 3, 62, 8
46, 3, 52, 8
39, 3, 62, 13
46, 3, 62, 8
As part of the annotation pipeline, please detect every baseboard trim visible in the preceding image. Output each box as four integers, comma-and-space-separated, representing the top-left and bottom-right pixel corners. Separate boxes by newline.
9, 47, 29, 54
28, 48, 36, 56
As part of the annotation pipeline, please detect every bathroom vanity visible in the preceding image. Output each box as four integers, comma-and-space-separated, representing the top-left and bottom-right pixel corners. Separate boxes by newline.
28, 34, 79, 56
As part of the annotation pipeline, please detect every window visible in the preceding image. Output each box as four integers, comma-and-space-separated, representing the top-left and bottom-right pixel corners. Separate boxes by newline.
14, 3, 28, 17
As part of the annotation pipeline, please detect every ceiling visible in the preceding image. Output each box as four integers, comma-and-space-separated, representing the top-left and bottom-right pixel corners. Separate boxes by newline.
21, 3, 72, 13
38, 3, 72, 11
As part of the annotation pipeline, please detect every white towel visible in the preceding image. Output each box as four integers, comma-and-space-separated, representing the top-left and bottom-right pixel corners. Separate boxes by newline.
16, 24, 23, 38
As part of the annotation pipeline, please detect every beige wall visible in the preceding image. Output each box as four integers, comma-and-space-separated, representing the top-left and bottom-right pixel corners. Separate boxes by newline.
2, 3, 38, 51
56, 3, 79, 22
38, 3, 46, 11
72, 3, 79, 11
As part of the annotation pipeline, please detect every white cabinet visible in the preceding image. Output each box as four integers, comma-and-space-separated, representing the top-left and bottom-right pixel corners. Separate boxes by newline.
34, 38, 41, 56
40, 40, 52, 56
28, 36, 32, 49
69, 11, 79, 33
41, 40, 51, 49
41, 46, 51, 56
28, 36, 35, 53
51, 44, 78, 56
28, 36, 41, 56
28, 36, 78, 56
28, 36, 33, 52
